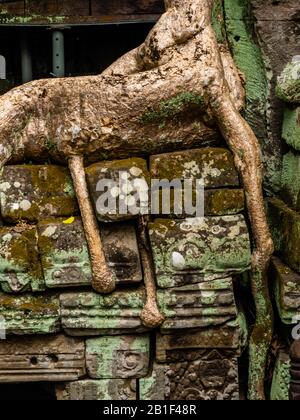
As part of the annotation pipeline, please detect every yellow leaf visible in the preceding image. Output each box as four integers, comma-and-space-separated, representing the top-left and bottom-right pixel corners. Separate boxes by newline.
63, 217, 75, 225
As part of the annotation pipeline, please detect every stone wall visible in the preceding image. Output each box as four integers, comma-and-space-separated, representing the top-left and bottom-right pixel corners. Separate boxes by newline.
0, 0, 299, 401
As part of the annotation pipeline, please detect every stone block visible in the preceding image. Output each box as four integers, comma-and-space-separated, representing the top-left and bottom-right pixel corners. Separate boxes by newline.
38, 219, 142, 288
56, 379, 136, 400
150, 148, 239, 188
60, 288, 147, 336
0, 226, 45, 293
277, 57, 300, 104
0, 334, 85, 383
0, 165, 78, 223
281, 150, 300, 209
86, 158, 149, 222
156, 318, 242, 363
270, 350, 290, 401
270, 256, 300, 325
267, 198, 300, 273
86, 335, 150, 379
149, 216, 251, 288
157, 279, 237, 334
38, 218, 92, 289
282, 107, 300, 151
0, 292, 60, 335
140, 351, 239, 400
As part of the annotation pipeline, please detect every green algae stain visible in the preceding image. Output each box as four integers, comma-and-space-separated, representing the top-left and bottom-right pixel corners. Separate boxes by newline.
140, 93, 204, 125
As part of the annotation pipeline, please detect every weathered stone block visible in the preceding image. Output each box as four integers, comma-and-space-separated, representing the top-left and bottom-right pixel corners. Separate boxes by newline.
0, 334, 85, 383
157, 279, 237, 334
150, 148, 240, 188
140, 351, 239, 400
156, 318, 243, 363
101, 223, 142, 284
270, 350, 290, 401
149, 216, 251, 288
152, 188, 245, 218
282, 107, 300, 151
86, 335, 150, 379
38, 219, 142, 288
281, 151, 300, 210
0, 293, 60, 335
0, 226, 45, 293
38, 218, 92, 289
86, 158, 149, 222
56, 379, 136, 400
60, 288, 147, 336
0, 165, 78, 223
277, 57, 300, 104
270, 257, 300, 325
267, 198, 300, 273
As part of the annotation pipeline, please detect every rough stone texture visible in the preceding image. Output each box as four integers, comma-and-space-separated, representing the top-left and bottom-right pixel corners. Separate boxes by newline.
0, 165, 78, 223
282, 107, 300, 151
0, 334, 85, 383
38, 218, 92, 289
0, 226, 45, 293
270, 350, 290, 401
86, 158, 149, 222
156, 318, 243, 363
224, 0, 279, 192
100, 222, 142, 284
56, 379, 137, 400
38, 218, 142, 288
267, 198, 300, 274
290, 340, 300, 400
270, 257, 300, 325
281, 151, 300, 210
148, 216, 251, 288
251, 1, 300, 190
0, 292, 60, 335
86, 335, 150, 379
150, 148, 240, 188
277, 58, 300, 104
60, 288, 147, 336
157, 279, 237, 334
140, 351, 239, 400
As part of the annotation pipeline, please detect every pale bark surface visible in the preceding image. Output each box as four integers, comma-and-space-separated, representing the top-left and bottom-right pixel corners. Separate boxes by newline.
0, 0, 273, 400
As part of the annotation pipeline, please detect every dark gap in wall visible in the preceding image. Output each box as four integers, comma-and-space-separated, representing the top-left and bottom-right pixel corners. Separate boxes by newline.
0, 383, 56, 400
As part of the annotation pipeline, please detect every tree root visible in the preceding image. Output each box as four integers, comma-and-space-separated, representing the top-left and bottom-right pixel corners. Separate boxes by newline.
68, 156, 116, 294
137, 217, 165, 329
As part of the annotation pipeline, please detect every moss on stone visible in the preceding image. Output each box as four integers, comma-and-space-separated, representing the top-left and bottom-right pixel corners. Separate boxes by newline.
282, 107, 300, 151
140, 92, 204, 125
276, 59, 300, 104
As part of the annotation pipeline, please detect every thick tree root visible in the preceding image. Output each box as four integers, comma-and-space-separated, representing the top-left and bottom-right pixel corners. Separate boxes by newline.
137, 217, 165, 329
68, 156, 116, 294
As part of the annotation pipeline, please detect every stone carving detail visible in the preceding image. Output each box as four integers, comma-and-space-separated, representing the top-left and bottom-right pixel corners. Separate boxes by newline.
270, 256, 300, 324
140, 351, 239, 401
60, 288, 147, 336
0, 334, 86, 383
0, 292, 60, 335
156, 320, 242, 363
38, 219, 142, 288
86, 335, 150, 379
56, 379, 136, 401
157, 279, 237, 333
149, 216, 251, 288
0, 165, 77, 223
0, 226, 45, 293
